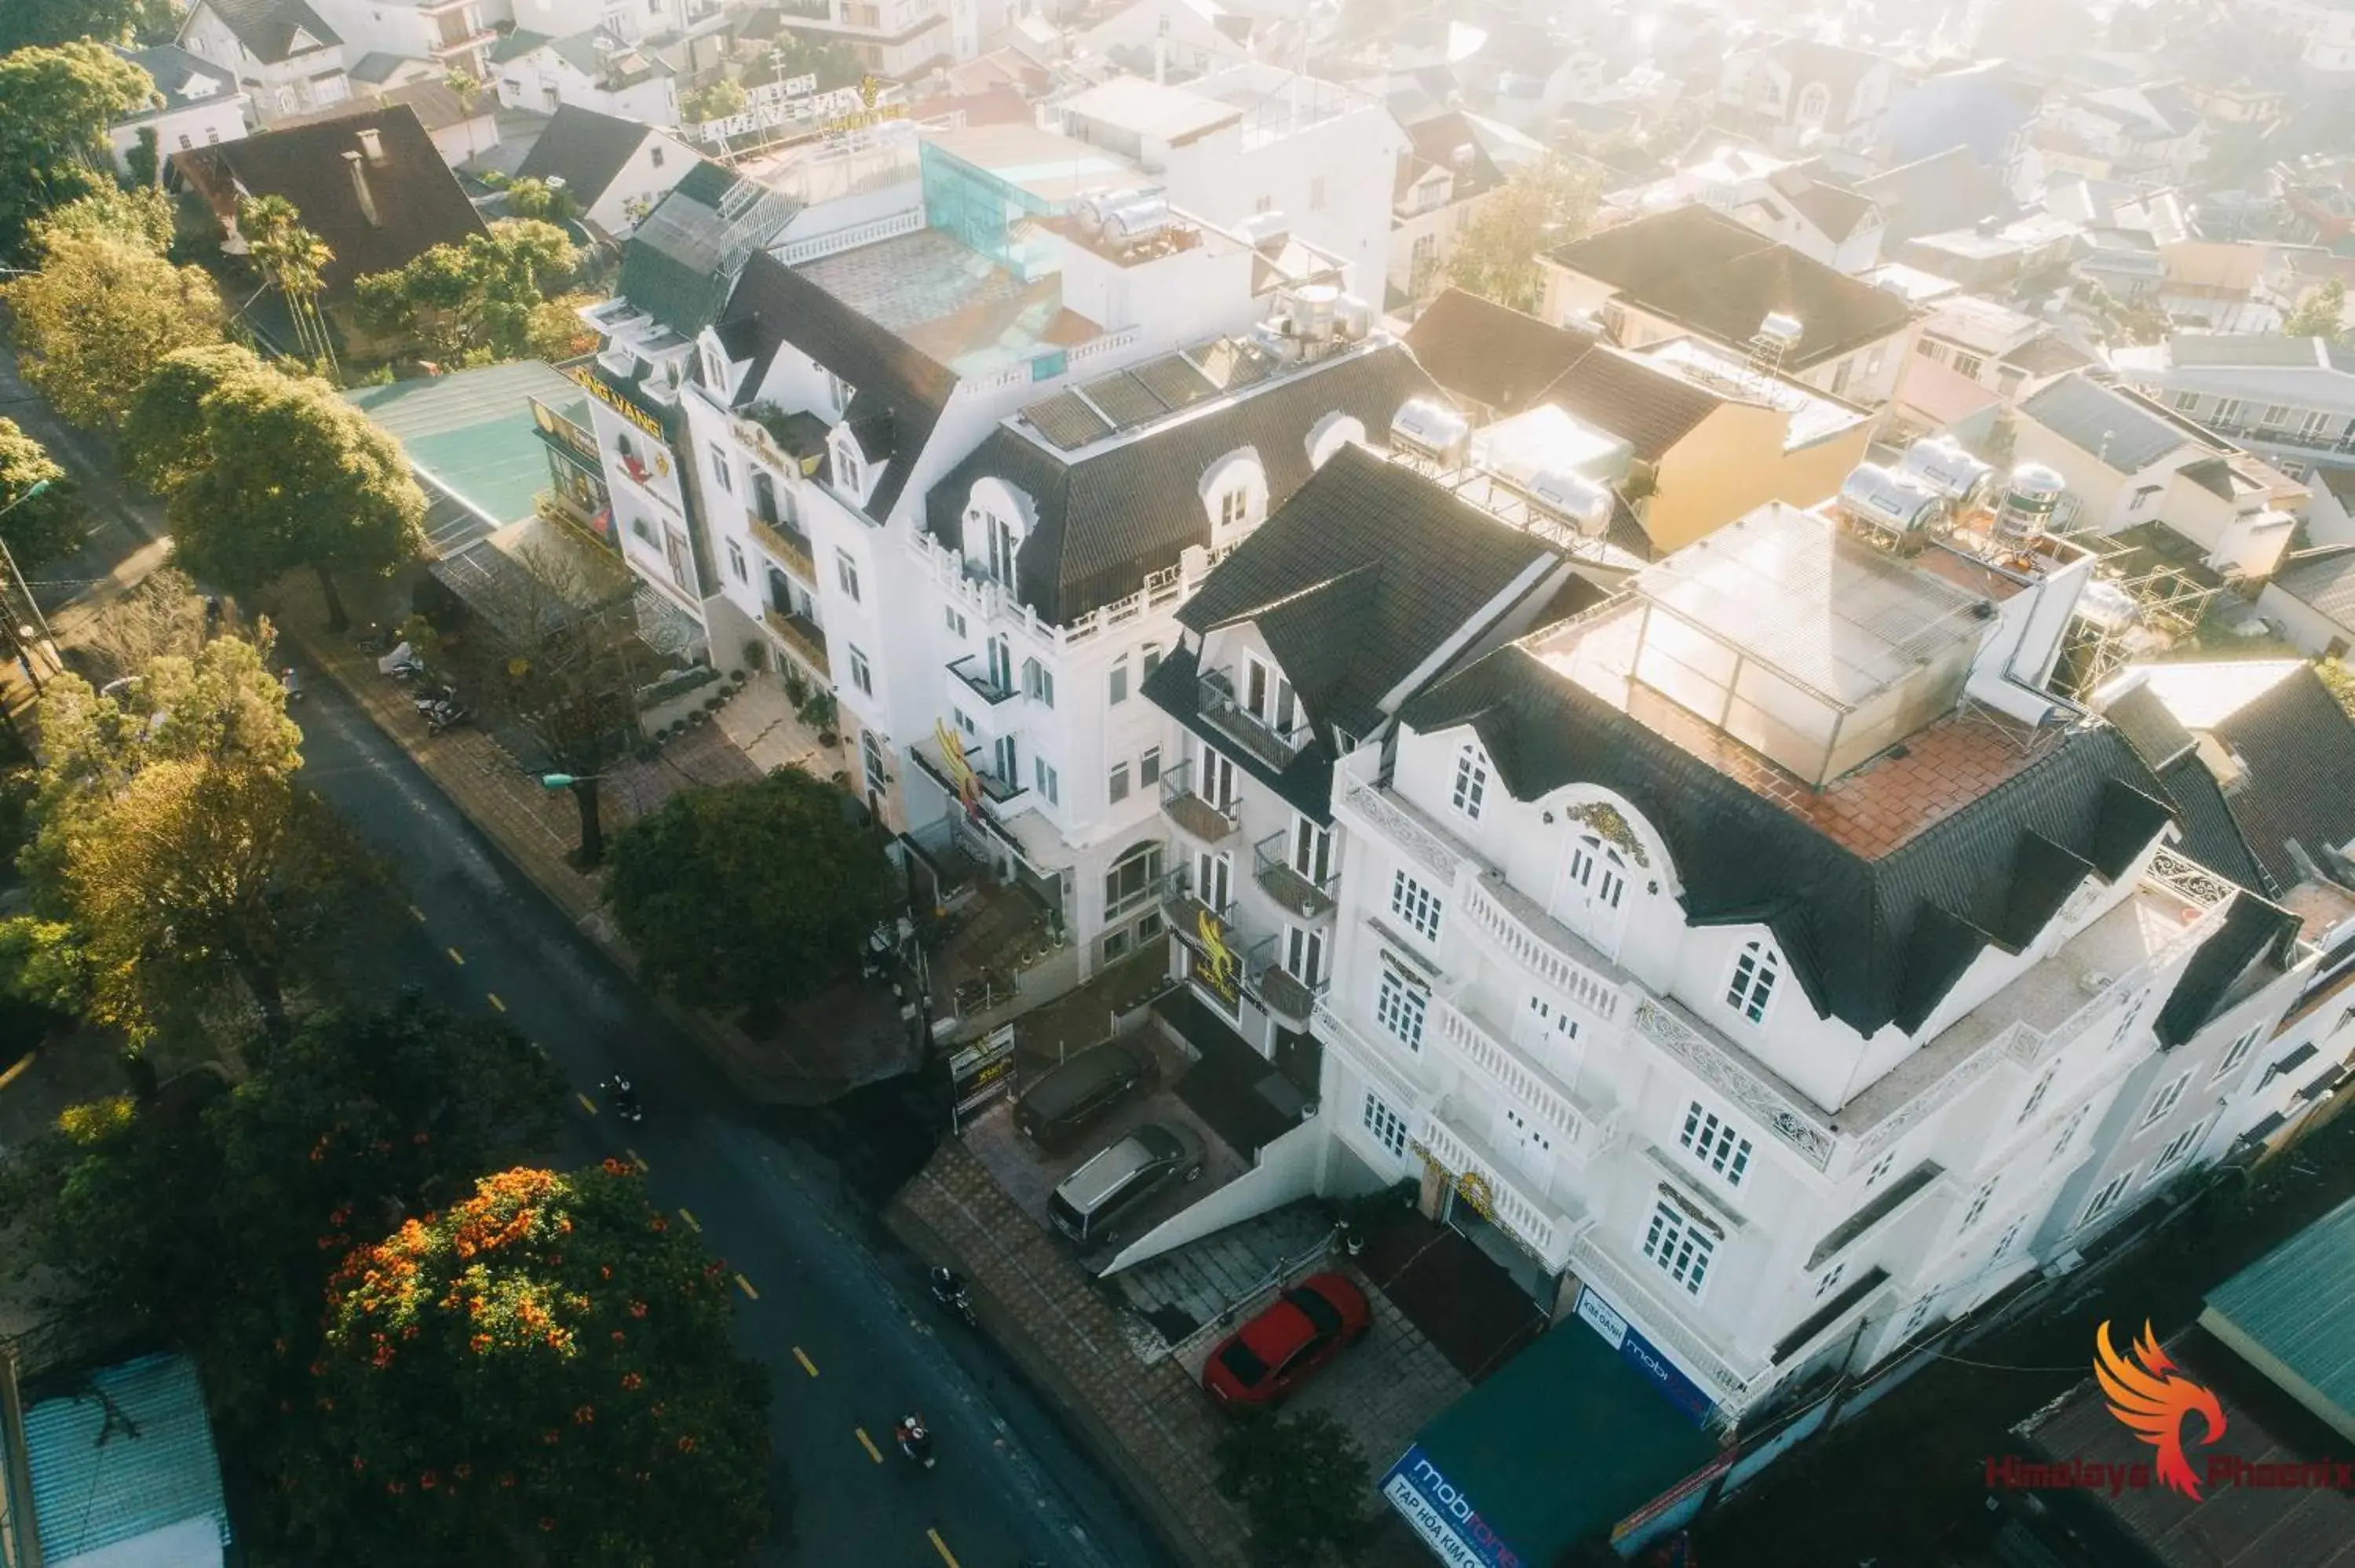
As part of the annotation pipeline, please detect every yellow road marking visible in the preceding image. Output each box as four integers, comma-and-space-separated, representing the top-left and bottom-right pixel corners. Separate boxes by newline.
735, 1273, 759, 1301
408, 904, 427, 923
855, 1428, 882, 1464
0, 1052, 38, 1092
626, 1147, 648, 1172
926, 1528, 960, 1567
445, 946, 464, 965
677, 1208, 701, 1232
792, 1346, 817, 1377
575, 1092, 597, 1115
487, 992, 506, 1013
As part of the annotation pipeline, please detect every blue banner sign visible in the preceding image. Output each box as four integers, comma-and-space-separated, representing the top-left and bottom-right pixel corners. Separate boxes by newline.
1382, 1445, 1528, 1568
1575, 1285, 1716, 1425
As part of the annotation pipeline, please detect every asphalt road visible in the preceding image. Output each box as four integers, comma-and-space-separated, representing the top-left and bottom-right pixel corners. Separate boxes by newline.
293, 669, 1170, 1568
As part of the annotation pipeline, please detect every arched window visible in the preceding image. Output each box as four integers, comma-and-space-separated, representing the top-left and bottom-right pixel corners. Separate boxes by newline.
1795, 82, 1831, 127
1725, 939, 1780, 1026
1104, 840, 1165, 919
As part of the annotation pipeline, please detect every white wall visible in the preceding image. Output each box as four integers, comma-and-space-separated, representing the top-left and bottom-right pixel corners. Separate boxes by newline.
111, 97, 250, 173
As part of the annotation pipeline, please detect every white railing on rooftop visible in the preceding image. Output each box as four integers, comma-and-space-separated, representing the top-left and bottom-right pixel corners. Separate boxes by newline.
1431, 1000, 1594, 1153
910, 532, 1202, 651
776, 206, 923, 267
1335, 777, 1463, 882
1461, 874, 1625, 1025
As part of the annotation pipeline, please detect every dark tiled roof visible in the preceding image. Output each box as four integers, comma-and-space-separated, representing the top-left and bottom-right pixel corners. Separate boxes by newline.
1176, 444, 1563, 739
489, 28, 551, 64
171, 106, 484, 304
2156, 892, 2301, 1048
116, 45, 239, 117
1545, 204, 1915, 370
1399, 647, 2176, 1036
926, 342, 1440, 624
514, 105, 655, 209
1536, 345, 1725, 462
1995, 334, 2095, 377
188, 0, 340, 64
2153, 753, 2269, 895
2266, 545, 2355, 632
1773, 165, 1875, 242
1401, 289, 1597, 418
616, 161, 800, 337
1854, 147, 2011, 246
714, 250, 955, 520
2105, 681, 2196, 768
2211, 665, 2355, 898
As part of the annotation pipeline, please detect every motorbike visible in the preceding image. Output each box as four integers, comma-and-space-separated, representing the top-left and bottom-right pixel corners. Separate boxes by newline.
603, 1075, 643, 1125
929, 1266, 977, 1328
378, 642, 424, 680
279, 666, 303, 703
352, 622, 394, 657
893, 1413, 935, 1470
425, 700, 471, 735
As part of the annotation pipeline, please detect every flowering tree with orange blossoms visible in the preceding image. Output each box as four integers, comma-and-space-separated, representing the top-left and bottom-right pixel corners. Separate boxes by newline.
284, 1162, 773, 1566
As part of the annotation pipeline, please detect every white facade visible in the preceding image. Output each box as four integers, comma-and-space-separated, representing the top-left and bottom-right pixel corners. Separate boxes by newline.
180, 0, 352, 122
1050, 67, 1407, 294
494, 35, 680, 123
109, 71, 250, 173
305, 0, 506, 79
2109, 337, 2355, 483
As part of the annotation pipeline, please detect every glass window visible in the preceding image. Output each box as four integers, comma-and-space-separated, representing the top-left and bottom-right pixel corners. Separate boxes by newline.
1362, 1092, 1408, 1158
2050, 1105, 2089, 1161
1140, 746, 1161, 786
2080, 1169, 2135, 1225
2151, 1118, 2206, 1176
1389, 869, 1442, 943
1640, 1201, 1715, 1297
1108, 762, 1130, 804
1725, 939, 1778, 1025
1992, 1217, 2023, 1261
1108, 656, 1129, 706
2212, 1024, 2263, 1081
1375, 960, 1427, 1051
2018, 1064, 2057, 1124
1451, 746, 1488, 820
726, 540, 747, 582
944, 606, 966, 639
849, 646, 872, 695
709, 445, 732, 491
1032, 757, 1059, 804
1024, 658, 1055, 707
1678, 1102, 1753, 1187
2142, 1070, 2191, 1127
836, 551, 861, 601
1104, 843, 1163, 917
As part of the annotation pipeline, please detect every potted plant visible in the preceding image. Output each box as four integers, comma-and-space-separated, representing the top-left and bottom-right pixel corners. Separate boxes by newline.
742, 640, 765, 672
783, 669, 811, 708
1336, 1178, 1418, 1257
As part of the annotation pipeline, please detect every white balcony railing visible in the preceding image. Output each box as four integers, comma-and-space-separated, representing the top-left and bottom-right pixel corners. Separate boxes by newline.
1416, 1114, 1572, 1269
1336, 776, 1463, 881
1431, 1000, 1592, 1152
1460, 875, 1625, 1024
1633, 997, 1838, 1171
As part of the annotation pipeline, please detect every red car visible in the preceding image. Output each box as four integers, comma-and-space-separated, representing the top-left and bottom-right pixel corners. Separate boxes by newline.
1201, 1272, 1371, 1407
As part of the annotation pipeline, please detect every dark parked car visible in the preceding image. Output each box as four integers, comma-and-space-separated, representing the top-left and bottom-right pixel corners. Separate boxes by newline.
1202, 1272, 1371, 1407
1049, 1121, 1205, 1243
1014, 1039, 1154, 1153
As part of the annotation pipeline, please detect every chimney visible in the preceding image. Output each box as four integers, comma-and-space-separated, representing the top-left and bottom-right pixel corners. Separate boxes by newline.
357, 126, 385, 164
344, 149, 380, 227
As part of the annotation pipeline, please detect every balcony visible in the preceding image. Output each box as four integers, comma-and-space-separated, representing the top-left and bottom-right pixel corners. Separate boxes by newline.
1430, 999, 1593, 1154
749, 515, 816, 584
1246, 935, 1327, 1030
1459, 874, 1625, 1025
947, 654, 1017, 707
1159, 760, 1239, 844
1254, 831, 1338, 919
1565, 1233, 1762, 1417
1196, 669, 1314, 772
1416, 1111, 1575, 1271
2201, 417, 2355, 458
1158, 868, 1236, 948
764, 607, 831, 678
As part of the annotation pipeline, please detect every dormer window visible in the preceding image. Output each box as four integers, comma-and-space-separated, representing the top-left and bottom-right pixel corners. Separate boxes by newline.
1725, 939, 1780, 1026
824, 368, 853, 414
834, 438, 864, 498
703, 342, 726, 389
980, 509, 1020, 585
1451, 745, 1488, 822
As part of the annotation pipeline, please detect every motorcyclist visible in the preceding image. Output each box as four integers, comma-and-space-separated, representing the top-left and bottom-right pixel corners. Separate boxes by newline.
603, 1075, 641, 1121
893, 1412, 933, 1468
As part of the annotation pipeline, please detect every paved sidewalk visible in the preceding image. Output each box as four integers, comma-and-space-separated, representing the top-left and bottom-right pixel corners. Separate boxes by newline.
278, 577, 914, 1103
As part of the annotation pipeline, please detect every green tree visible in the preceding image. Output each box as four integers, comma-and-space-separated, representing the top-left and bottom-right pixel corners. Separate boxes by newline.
1443, 155, 1600, 315
0, 416, 88, 569
2, 228, 225, 428
0, 41, 153, 258
2284, 278, 2349, 345
1214, 1411, 1375, 1565
608, 768, 893, 1023
31, 182, 173, 250
122, 352, 426, 627
681, 78, 748, 126
239, 193, 340, 375
0, 0, 177, 52
353, 220, 580, 365
504, 177, 579, 223
286, 1163, 774, 1567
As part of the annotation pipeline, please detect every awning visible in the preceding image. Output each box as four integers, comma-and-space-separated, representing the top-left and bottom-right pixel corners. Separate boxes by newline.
1385, 1315, 1722, 1566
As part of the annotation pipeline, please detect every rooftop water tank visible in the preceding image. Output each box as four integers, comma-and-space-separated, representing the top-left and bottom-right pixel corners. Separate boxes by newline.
1836, 463, 1945, 542
1897, 437, 1996, 509
1994, 464, 2068, 550
1391, 398, 1472, 467
1518, 469, 1614, 535
1757, 311, 1804, 348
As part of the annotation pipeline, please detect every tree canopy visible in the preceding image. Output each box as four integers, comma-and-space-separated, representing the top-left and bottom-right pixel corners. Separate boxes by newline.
2284, 279, 2348, 345
288, 1163, 773, 1567
353, 220, 582, 366
0, 41, 154, 258
608, 768, 893, 1021
0, 415, 87, 569
0, 0, 177, 53
1214, 1411, 1375, 1565
2, 220, 225, 429
1442, 155, 1600, 315
122, 349, 426, 625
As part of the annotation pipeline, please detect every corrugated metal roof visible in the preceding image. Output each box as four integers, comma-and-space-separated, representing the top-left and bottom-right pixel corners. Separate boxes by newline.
23, 1355, 229, 1563
345, 361, 586, 538
2205, 1193, 2355, 1424
2019, 374, 2194, 473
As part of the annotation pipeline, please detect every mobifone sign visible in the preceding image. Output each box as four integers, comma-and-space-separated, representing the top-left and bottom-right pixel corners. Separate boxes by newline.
1382, 1446, 1526, 1568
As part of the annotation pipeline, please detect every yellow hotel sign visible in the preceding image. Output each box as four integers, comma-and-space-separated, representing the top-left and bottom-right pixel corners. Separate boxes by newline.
567, 365, 666, 442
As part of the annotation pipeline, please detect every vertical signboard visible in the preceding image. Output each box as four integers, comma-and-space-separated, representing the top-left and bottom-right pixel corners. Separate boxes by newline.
949, 1024, 1017, 1130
